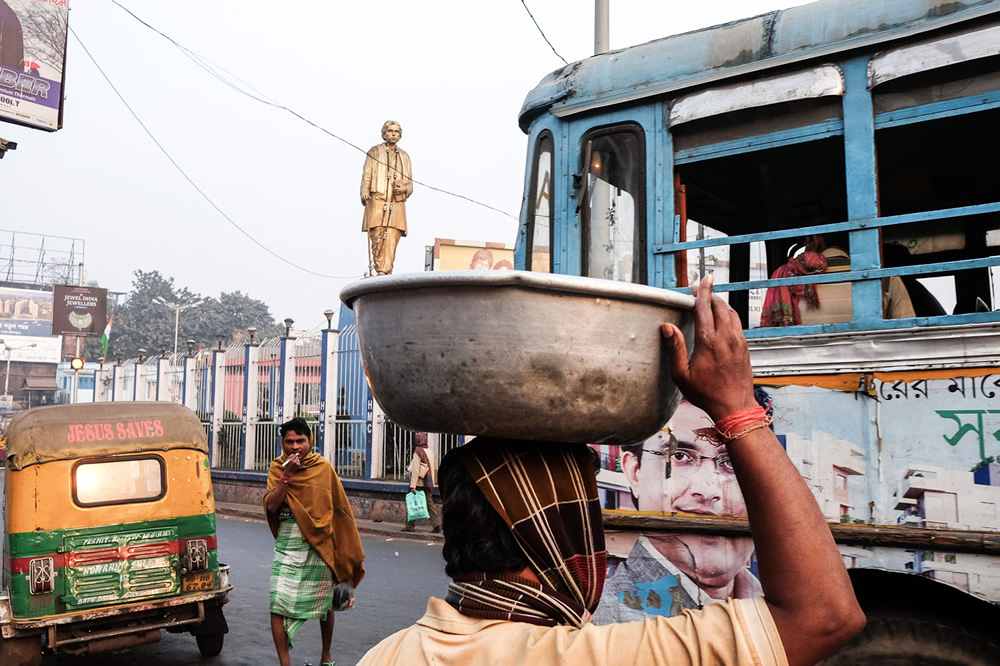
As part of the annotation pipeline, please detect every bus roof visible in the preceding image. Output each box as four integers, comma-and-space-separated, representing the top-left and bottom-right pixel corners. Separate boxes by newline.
4, 402, 208, 470
518, 0, 1000, 131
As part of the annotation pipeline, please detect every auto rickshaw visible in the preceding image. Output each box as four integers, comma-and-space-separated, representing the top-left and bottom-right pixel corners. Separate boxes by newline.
0, 402, 231, 665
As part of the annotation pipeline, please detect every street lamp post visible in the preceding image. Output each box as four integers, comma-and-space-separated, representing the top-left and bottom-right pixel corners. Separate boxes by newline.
152, 297, 205, 355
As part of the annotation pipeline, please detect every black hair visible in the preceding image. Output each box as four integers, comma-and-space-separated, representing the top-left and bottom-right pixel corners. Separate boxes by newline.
438, 446, 528, 578
279, 417, 312, 440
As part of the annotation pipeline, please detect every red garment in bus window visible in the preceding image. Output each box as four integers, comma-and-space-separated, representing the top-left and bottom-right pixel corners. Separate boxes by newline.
760, 251, 828, 326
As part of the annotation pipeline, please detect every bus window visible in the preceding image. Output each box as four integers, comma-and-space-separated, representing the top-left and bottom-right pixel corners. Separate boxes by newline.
578, 125, 645, 283
682, 220, 768, 329
875, 68, 1000, 315
673, 101, 847, 329
526, 132, 553, 272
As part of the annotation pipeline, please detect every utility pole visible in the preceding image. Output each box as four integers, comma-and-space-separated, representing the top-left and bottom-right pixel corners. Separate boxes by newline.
595, 0, 609, 55
73, 263, 83, 404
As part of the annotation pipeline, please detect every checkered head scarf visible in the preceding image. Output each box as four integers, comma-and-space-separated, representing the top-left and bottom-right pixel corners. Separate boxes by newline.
446, 438, 607, 627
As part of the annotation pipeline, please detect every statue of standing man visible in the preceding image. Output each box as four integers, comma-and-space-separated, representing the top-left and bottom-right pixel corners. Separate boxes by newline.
360, 120, 413, 276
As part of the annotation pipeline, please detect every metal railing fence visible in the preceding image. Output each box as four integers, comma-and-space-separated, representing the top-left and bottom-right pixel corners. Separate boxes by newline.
93, 327, 468, 480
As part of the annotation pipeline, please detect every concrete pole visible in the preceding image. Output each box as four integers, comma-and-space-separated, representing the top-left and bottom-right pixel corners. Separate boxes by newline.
210, 347, 227, 466
242, 341, 259, 470
595, 0, 609, 55
72, 262, 83, 404
277, 334, 296, 428
182, 353, 197, 410
368, 391, 385, 479
318, 325, 340, 460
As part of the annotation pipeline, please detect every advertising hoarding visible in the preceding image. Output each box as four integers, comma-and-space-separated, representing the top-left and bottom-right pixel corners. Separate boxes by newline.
0, 284, 60, 362
594, 375, 1000, 624
52, 285, 107, 337
0, 0, 69, 131
431, 239, 514, 271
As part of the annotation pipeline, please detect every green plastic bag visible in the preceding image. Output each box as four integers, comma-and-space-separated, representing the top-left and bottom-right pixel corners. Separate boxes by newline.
406, 490, 430, 521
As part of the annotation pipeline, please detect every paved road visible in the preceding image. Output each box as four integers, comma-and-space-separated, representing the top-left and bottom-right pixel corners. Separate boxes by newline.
19, 514, 450, 666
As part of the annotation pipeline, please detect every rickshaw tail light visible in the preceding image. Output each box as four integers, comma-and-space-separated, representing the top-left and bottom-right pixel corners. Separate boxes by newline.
29, 557, 54, 595
185, 539, 209, 572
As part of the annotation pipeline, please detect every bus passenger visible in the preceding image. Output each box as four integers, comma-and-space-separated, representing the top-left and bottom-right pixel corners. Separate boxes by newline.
763, 233, 915, 326
357, 276, 865, 666
882, 242, 946, 317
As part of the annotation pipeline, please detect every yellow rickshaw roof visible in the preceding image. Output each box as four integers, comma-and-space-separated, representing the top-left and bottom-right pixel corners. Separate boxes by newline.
4, 402, 208, 470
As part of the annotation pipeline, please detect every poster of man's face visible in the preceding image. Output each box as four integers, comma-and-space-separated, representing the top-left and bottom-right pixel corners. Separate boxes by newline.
624, 402, 755, 580
593, 400, 761, 624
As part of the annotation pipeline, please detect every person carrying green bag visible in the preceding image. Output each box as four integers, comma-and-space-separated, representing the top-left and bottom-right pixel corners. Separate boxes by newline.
404, 432, 441, 533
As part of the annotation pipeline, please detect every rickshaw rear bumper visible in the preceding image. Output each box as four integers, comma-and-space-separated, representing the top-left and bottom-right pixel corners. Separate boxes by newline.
0, 565, 231, 650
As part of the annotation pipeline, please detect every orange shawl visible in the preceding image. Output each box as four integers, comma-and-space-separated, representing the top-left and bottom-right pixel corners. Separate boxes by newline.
264, 451, 366, 587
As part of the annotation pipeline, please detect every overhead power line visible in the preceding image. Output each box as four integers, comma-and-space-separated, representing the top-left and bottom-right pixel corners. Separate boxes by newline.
69, 27, 359, 280
519, 0, 569, 65
109, 0, 518, 221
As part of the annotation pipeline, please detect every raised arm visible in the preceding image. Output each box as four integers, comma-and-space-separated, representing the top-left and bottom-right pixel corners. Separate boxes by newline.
662, 275, 865, 666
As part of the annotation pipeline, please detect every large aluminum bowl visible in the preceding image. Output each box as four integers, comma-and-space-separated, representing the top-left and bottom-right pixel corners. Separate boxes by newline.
340, 271, 695, 445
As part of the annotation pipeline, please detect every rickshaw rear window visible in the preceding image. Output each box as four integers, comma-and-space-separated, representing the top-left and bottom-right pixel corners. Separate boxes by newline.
73, 456, 165, 507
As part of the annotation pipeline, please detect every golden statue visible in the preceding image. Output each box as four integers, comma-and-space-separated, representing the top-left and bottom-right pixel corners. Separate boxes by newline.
360, 120, 413, 276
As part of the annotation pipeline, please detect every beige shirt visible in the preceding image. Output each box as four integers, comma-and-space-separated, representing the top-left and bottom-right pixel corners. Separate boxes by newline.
799, 247, 915, 324
408, 448, 437, 492
357, 595, 787, 666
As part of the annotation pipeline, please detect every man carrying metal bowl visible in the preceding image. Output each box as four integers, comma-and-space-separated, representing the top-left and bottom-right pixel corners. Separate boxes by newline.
358, 275, 865, 666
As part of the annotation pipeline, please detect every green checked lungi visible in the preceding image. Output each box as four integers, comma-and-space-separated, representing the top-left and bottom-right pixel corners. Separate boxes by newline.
270, 508, 334, 647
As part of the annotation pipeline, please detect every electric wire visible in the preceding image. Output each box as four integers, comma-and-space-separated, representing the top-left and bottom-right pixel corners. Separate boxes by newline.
519, 0, 569, 65
69, 26, 359, 280
109, 0, 517, 221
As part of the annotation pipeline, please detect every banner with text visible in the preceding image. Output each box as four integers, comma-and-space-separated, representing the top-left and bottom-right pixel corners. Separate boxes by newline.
52, 285, 107, 337
0, 0, 69, 131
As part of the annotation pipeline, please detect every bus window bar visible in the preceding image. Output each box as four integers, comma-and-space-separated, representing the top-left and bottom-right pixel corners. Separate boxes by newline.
743, 309, 1000, 339
674, 118, 844, 165
654, 200, 1000, 254
874, 90, 1000, 131
671, 255, 1000, 296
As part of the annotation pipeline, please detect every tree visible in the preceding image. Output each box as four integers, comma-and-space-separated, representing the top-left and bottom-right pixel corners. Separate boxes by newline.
16, 1, 68, 78
83, 270, 283, 361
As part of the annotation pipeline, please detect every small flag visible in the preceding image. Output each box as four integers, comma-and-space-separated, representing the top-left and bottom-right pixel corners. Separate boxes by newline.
100, 316, 113, 356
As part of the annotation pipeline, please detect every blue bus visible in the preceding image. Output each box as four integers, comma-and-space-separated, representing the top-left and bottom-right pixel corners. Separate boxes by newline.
515, 1, 1000, 661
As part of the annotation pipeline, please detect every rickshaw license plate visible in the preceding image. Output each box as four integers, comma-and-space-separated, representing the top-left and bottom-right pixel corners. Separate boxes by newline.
183, 572, 215, 592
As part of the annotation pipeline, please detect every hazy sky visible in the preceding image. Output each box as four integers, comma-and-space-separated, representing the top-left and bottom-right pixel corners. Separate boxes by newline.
1, 0, 808, 335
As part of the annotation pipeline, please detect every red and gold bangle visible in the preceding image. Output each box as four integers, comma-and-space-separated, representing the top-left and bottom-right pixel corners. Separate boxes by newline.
279, 475, 291, 484
694, 406, 772, 444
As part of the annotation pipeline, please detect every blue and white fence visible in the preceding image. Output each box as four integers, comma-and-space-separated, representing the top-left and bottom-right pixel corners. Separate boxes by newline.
92, 326, 461, 479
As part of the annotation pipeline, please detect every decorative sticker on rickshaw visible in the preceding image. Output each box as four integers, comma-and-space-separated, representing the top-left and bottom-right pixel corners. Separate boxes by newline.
65, 419, 166, 443
62, 528, 180, 609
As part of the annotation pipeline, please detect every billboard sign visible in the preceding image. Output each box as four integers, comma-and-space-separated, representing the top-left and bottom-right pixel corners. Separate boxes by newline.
52, 285, 107, 337
0, 333, 60, 362
0, 284, 53, 336
0, 284, 60, 362
431, 239, 515, 271
0, 0, 69, 131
